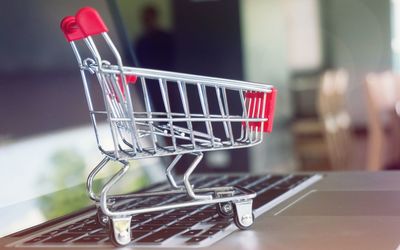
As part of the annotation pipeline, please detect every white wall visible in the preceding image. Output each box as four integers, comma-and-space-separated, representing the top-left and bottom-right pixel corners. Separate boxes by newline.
240, 0, 291, 122
240, 0, 297, 172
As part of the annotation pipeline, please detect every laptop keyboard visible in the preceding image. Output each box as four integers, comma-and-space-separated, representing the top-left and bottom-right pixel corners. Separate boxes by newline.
19, 174, 319, 247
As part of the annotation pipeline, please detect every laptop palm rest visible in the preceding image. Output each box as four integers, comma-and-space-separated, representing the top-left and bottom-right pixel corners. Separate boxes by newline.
276, 191, 400, 216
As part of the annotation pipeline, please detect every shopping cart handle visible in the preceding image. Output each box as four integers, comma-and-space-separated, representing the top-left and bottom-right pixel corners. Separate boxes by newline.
243, 88, 277, 133
76, 7, 108, 37
60, 16, 85, 42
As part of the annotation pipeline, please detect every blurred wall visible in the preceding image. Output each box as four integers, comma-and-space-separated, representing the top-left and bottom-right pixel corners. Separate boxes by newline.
322, 0, 392, 127
0, 0, 122, 138
240, 0, 291, 122
0, 0, 120, 72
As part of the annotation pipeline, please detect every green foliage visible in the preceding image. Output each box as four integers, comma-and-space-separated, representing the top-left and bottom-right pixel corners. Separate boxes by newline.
37, 149, 150, 220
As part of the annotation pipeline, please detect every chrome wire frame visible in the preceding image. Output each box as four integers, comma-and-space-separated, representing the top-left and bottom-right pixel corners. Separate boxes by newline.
68, 30, 273, 235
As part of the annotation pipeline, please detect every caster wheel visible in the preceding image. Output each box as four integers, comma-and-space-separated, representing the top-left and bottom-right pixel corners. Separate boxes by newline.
96, 208, 109, 226
109, 217, 132, 246
233, 210, 254, 230
216, 202, 234, 218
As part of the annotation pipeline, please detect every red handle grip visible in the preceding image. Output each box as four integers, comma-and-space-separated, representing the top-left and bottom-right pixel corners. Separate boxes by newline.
60, 16, 85, 42
60, 7, 108, 42
76, 7, 108, 37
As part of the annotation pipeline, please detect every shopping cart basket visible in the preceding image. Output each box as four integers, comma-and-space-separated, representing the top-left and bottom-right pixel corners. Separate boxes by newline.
60, 7, 277, 246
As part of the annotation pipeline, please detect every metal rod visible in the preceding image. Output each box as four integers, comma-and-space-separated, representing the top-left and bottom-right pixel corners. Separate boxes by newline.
140, 77, 157, 150
197, 83, 215, 147
159, 78, 177, 151
222, 87, 235, 145
178, 81, 196, 148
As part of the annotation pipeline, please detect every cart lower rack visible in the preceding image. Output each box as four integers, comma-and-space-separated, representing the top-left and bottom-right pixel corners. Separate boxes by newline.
61, 7, 277, 246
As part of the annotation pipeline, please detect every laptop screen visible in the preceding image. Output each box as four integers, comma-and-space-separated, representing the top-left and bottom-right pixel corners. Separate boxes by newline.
0, 0, 165, 236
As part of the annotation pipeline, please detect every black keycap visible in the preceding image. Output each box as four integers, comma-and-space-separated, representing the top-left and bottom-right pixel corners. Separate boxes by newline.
179, 217, 199, 223
273, 176, 309, 189
235, 176, 261, 187
253, 189, 287, 209
186, 236, 208, 244
169, 221, 197, 228
74, 217, 96, 225
206, 217, 231, 223
131, 230, 151, 240
89, 228, 109, 236
153, 216, 178, 224
144, 219, 175, 225
42, 233, 79, 243
68, 226, 95, 233
210, 222, 231, 230
265, 175, 287, 184
137, 228, 186, 243
74, 235, 105, 243
24, 236, 50, 244
41, 229, 66, 236
191, 212, 213, 220
58, 224, 83, 231
132, 224, 163, 231
181, 229, 202, 237
199, 229, 219, 237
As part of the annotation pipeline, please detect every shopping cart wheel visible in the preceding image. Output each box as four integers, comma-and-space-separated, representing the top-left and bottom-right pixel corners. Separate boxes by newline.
96, 208, 109, 226
109, 217, 132, 246
216, 202, 234, 218
233, 200, 254, 230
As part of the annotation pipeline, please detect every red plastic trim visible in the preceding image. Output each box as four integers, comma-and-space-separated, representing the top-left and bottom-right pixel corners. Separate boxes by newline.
264, 88, 277, 133
117, 75, 138, 86
243, 88, 277, 133
113, 75, 138, 102
76, 7, 108, 37
60, 16, 85, 42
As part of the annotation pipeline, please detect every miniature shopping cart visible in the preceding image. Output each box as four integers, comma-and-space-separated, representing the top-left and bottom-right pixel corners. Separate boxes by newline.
60, 7, 277, 246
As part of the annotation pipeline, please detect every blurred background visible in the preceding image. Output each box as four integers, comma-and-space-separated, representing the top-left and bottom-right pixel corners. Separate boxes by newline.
1, 0, 400, 235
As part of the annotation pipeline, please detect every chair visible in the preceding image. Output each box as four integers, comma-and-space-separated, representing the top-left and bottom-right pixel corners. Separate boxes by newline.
317, 69, 353, 170
364, 72, 400, 171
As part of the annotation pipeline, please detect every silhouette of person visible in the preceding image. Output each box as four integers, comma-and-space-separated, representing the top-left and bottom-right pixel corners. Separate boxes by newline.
135, 6, 175, 71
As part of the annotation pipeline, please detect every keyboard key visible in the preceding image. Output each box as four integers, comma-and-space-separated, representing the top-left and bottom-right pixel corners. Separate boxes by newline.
206, 217, 231, 223
144, 219, 176, 225
273, 176, 309, 189
199, 229, 220, 237
235, 176, 262, 187
210, 222, 231, 230
191, 211, 214, 220
24, 236, 50, 244
253, 189, 287, 209
169, 221, 197, 228
131, 230, 151, 240
74, 235, 105, 243
42, 233, 80, 243
137, 228, 186, 243
68, 226, 96, 234
41, 229, 66, 236
132, 224, 163, 231
57, 223, 83, 231
181, 229, 202, 237
186, 236, 208, 244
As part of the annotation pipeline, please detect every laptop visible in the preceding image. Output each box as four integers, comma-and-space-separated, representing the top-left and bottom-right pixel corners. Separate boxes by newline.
2, 1, 400, 250
3, 168, 400, 250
